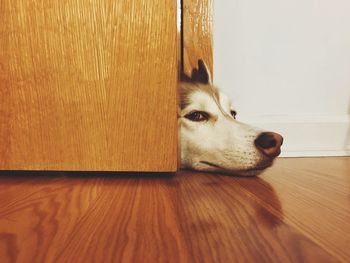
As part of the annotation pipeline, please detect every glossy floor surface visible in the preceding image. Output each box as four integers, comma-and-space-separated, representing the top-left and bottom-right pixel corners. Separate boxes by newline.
0, 157, 349, 262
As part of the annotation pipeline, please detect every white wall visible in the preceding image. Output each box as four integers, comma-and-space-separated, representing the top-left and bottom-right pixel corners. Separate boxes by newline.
214, 0, 350, 156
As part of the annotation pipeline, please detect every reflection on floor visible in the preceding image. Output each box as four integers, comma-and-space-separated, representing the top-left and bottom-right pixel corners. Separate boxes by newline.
0, 157, 349, 262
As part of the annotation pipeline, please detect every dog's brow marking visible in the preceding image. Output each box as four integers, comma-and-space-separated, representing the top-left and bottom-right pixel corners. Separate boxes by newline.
179, 82, 235, 123
179, 83, 219, 109
211, 91, 235, 121
196, 85, 233, 121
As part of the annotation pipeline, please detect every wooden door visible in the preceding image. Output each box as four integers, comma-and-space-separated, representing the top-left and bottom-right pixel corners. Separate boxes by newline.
0, 0, 178, 171
182, 0, 213, 76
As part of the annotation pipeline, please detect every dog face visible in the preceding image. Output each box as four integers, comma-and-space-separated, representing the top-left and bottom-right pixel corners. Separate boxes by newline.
179, 60, 283, 176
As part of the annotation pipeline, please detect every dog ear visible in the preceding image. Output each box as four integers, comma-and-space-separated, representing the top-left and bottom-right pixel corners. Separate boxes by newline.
191, 59, 212, 85
180, 72, 192, 82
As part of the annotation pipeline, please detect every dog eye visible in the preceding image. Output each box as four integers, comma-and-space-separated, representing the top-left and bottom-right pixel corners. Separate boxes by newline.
230, 110, 237, 119
184, 111, 209, 122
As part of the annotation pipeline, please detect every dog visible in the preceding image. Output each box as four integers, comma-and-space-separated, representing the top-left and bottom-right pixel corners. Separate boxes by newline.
179, 60, 283, 176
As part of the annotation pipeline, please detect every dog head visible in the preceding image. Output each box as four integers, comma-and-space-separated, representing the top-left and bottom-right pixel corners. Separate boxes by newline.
179, 60, 283, 176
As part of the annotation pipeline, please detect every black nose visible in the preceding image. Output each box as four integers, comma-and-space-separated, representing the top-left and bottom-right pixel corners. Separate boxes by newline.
254, 132, 283, 158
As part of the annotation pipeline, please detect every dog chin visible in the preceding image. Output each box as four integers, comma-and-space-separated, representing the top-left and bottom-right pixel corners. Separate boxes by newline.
229, 169, 265, 177
193, 160, 274, 176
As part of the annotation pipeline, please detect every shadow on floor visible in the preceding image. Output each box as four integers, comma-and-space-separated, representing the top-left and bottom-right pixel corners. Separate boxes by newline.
0, 170, 176, 180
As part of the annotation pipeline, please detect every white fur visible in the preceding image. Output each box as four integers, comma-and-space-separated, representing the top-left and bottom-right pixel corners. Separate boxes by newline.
180, 88, 275, 176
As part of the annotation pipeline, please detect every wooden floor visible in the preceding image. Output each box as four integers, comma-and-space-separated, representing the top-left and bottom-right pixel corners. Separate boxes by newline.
0, 157, 349, 262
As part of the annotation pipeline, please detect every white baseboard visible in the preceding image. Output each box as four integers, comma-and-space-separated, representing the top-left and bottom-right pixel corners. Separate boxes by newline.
239, 114, 350, 157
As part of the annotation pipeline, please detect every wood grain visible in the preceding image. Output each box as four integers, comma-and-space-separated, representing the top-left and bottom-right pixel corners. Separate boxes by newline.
182, 0, 213, 77
0, 0, 177, 171
0, 157, 349, 262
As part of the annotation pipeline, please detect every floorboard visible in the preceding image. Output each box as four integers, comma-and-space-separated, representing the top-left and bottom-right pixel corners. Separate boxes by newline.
0, 157, 349, 262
